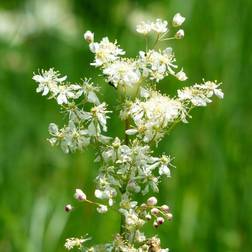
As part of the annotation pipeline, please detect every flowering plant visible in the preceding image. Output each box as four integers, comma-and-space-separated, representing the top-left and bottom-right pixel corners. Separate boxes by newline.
33, 14, 223, 252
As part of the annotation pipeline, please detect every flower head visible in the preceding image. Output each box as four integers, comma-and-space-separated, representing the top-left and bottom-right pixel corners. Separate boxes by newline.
172, 13, 186, 27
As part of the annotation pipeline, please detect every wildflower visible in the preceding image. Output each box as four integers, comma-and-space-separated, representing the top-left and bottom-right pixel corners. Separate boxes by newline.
84, 30, 94, 43
89, 37, 125, 67
55, 84, 82, 105
175, 29, 185, 39
103, 60, 141, 88
136, 21, 152, 35
33, 68, 66, 96
178, 81, 223, 106
138, 48, 177, 82
172, 13, 186, 27
128, 92, 185, 143
74, 189, 87, 201
64, 237, 87, 250
151, 19, 168, 33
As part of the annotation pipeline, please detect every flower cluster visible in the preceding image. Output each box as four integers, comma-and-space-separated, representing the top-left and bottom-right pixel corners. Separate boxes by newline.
34, 12, 223, 252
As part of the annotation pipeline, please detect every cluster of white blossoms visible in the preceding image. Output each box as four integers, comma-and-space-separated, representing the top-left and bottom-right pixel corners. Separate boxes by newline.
136, 18, 168, 34
34, 13, 223, 252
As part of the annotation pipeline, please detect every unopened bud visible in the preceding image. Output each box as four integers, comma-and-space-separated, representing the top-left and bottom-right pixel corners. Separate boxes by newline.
84, 30, 94, 43
172, 13, 186, 27
175, 29, 185, 39
160, 205, 170, 212
145, 214, 152, 221
153, 221, 159, 228
151, 208, 159, 215
147, 196, 158, 206
74, 189, 87, 201
166, 212, 173, 221
64, 204, 73, 212
157, 217, 165, 225
141, 203, 147, 208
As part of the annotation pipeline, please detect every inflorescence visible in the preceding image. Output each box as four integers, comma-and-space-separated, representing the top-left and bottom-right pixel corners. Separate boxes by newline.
33, 13, 223, 252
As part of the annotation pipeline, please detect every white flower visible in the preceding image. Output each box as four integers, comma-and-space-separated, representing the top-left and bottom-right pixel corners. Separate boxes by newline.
172, 13, 186, 27
147, 196, 158, 206
135, 230, 146, 243
74, 189, 87, 201
64, 237, 87, 250
138, 48, 177, 82
91, 102, 110, 132
103, 60, 140, 88
97, 204, 108, 214
56, 84, 82, 105
84, 30, 94, 43
176, 69, 187, 81
159, 164, 171, 176
178, 81, 223, 106
33, 68, 67, 96
151, 19, 168, 33
128, 92, 184, 142
89, 37, 125, 67
136, 21, 152, 35
175, 29, 185, 39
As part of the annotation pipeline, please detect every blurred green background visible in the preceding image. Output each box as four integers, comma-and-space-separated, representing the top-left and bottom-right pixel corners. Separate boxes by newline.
1, 0, 252, 251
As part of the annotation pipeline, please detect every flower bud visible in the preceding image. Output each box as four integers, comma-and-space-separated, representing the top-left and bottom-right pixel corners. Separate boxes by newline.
157, 217, 165, 225
151, 208, 159, 215
97, 204, 108, 214
176, 69, 188, 81
166, 212, 173, 221
145, 214, 152, 221
141, 203, 147, 208
74, 189, 87, 201
84, 30, 94, 43
160, 205, 170, 212
153, 221, 159, 228
175, 29, 185, 39
172, 13, 186, 27
64, 204, 73, 212
147, 196, 158, 206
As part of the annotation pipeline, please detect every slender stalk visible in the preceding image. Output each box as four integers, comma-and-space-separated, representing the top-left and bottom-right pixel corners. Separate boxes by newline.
119, 118, 130, 237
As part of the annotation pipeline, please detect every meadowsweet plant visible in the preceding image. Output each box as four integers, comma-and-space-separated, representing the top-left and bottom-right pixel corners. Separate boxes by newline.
33, 14, 223, 252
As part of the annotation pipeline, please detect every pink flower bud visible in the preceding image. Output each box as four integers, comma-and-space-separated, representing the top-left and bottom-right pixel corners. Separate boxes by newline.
160, 205, 170, 212
175, 29, 185, 39
151, 208, 159, 215
147, 196, 158, 206
157, 217, 164, 225
74, 189, 87, 201
83, 30, 94, 43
